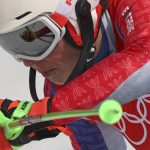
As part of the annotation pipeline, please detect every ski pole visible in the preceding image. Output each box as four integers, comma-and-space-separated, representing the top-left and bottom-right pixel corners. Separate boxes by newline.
8, 99, 123, 128
1, 99, 123, 150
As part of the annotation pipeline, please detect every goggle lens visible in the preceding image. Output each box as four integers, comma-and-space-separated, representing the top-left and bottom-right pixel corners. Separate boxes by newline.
0, 15, 66, 60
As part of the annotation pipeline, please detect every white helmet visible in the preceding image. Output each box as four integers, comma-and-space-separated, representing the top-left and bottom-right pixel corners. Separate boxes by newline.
0, 0, 101, 45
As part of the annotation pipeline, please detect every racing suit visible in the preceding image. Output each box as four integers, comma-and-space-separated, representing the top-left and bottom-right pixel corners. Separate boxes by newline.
44, 0, 150, 149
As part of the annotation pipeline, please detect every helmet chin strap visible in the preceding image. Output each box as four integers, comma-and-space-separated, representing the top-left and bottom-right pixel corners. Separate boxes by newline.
29, 67, 39, 101
66, 0, 96, 83
29, 0, 97, 101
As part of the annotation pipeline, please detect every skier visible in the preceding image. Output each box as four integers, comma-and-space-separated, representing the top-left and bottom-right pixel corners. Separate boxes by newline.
0, 0, 150, 149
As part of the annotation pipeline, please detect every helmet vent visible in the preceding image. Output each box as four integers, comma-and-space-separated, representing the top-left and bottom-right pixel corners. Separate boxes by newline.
15, 11, 32, 20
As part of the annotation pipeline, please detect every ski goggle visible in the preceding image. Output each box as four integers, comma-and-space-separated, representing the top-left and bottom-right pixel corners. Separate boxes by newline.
0, 14, 66, 61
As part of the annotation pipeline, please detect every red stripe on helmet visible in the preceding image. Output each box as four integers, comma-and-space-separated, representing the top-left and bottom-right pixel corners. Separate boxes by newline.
66, 21, 82, 47
50, 12, 68, 27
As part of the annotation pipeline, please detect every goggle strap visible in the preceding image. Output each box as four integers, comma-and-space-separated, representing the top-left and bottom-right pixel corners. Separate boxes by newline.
50, 12, 68, 27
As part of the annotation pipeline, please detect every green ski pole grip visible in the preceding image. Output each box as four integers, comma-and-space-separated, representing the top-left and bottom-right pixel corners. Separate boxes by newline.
0, 101, 33, 140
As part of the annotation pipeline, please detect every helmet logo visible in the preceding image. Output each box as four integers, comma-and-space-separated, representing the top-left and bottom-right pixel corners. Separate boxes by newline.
66, 0, 72, 6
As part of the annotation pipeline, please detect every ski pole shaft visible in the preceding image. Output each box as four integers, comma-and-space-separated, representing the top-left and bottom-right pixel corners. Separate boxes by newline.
8, 99, 123, 128
9, 109, 98, 127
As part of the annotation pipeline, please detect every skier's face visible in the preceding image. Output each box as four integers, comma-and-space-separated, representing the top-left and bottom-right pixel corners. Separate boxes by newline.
22, 30, 102, 85
22, 38, 80, 85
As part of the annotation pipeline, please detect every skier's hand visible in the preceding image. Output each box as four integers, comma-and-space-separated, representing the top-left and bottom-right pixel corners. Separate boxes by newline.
0, 98, 60, 147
